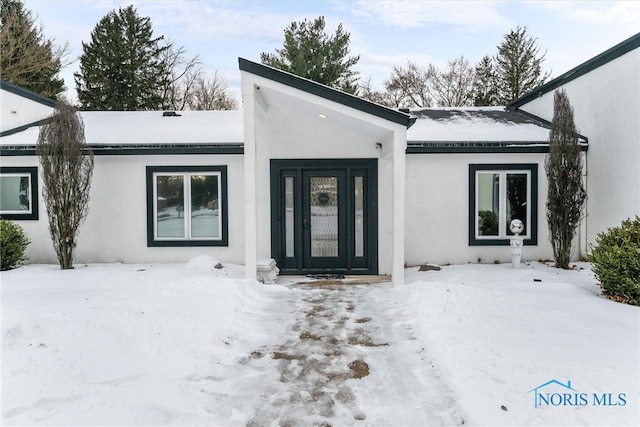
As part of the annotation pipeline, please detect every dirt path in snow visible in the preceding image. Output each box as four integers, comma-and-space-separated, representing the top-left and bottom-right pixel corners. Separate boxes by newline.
243, 283, 463, 426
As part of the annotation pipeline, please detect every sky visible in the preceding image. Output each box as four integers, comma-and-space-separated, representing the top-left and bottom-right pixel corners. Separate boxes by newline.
22, 0, 640, 103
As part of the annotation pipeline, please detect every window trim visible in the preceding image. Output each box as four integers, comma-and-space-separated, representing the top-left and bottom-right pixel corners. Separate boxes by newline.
146, 166, 228, 247
469, 164, 538, 246
0, 166, 39, 220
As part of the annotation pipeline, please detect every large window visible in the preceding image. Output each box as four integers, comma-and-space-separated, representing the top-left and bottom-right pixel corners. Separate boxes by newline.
0, 167, 38, 220
146, 166, 228, 247
469, 164, 537, 245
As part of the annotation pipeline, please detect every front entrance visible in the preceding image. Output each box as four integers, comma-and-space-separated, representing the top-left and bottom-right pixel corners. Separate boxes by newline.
271, 159, 378, 275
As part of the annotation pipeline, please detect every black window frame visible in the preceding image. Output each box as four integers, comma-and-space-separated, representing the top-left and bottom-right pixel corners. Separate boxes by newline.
146, 165, 228, 247
0, 166, 39, 220
469, 163, 538, 246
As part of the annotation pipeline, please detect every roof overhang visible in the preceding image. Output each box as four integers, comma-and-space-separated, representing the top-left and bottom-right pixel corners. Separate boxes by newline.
238, 58, 415, 138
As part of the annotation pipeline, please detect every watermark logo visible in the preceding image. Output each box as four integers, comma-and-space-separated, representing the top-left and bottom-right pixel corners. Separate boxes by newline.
528, 379, 627, 408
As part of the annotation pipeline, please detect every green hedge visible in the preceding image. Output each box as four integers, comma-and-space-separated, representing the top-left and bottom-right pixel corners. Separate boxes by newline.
590, 216, 640, 305
0, 219, 31, 271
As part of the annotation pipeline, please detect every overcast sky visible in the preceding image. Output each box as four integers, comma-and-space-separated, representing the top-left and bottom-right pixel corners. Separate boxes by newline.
22, 0, 640, 103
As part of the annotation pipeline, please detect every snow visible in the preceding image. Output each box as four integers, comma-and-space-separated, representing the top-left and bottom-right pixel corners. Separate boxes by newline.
407, 107, 553, 142
2, 258, 638, 426
0, 110, 244, 146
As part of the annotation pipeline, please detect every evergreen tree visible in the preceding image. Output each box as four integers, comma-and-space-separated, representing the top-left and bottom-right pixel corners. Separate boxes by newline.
545, 89, 586, 269
261, 16, 360, 94
473, 55, 498, 106
74, 5, 169, 110
0, 0, 66, 98
494, 25, 550, 104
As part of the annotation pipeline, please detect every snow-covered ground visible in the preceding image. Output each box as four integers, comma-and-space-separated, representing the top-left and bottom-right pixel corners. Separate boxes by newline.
2, 257, 638, 426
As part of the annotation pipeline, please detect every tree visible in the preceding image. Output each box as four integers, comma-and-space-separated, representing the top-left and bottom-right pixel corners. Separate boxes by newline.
187, 71, 238, 110
545, 89, 586, 269
383, 61, 435, 108
0, 0, 67, 98
494, 25, 550, 104
158, 41, 203, 111
74, 5, 169, 110
358, 76, 399, 108
261, 16, 360, 93
37, 101, 94, 269
432, 56, 475, 107
473, 55, 498, 106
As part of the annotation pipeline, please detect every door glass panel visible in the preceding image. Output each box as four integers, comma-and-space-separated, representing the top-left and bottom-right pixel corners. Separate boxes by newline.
156, 175, 185, 238
354, 176, 364, 257
191, 174, 220, 238
310, 176, 338, 257
285, 176, 294, 257
506, 173, 528, 236
477, 173, 499, 236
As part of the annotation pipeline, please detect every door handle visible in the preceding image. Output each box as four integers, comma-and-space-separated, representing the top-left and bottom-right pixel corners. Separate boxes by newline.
303, 218, 310, 228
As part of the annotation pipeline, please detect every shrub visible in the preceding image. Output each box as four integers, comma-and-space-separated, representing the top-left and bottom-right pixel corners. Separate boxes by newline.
590, 216, 640, 305
0, 219, 31, 271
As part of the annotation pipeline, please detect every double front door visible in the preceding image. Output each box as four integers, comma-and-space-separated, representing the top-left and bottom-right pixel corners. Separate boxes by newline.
271, 159, 378, 275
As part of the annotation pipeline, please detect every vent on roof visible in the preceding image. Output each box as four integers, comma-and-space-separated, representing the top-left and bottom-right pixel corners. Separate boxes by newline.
162, 111, 181, 117
398, 108, 410, 113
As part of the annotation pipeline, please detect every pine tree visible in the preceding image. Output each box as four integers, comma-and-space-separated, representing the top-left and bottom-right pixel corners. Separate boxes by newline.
74, 5, 169, 110
261, 16, 360, 94
0, 0, 66, 98
494, 25, 550, 104
545, 89, 586, 269
473, 55, 498, 106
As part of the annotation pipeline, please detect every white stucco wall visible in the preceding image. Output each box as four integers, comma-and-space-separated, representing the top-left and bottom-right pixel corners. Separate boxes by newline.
0, 89, 54, 132
405, 153, 559, 265
252, 105, 401, 275
2, 154, 245, 265
518, 49, 640, 247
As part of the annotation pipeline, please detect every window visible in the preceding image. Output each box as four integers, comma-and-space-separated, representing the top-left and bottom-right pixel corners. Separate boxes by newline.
469, 164, 537, 245
0, 167, 38, 220
146, 166, 228, 246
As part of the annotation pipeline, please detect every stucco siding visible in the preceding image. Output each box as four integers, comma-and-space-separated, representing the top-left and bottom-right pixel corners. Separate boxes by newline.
519, 49, 640, 246
1, 154, 245, 265
253, 104, 400, 275
405, 153, 558, 265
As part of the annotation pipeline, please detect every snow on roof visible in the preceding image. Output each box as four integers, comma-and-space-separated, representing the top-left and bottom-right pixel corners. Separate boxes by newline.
0, 110, 244, 146
408, 107, 553, 143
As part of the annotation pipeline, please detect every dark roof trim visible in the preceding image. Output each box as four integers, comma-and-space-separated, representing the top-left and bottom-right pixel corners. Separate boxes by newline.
238, 58, 416, 128
513, 109, 589, 142
0, 143, 244, 157
0, 118, 49, 138
508, 32, 640, 109
407, 141, 588, 154
0, 80, 58, 108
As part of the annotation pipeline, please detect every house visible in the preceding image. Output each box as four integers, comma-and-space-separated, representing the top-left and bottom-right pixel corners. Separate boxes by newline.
1, 32, 638, 284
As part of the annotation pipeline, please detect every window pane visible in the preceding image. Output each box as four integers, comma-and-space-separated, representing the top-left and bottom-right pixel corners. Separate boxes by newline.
285, 176, 294, 257
310, 176, 338, 257
191, 175, 220, 238
354, 176, 364, 257
156, 175, 185, 238
477, 173, 499, 236
0, 175, 30, 212
506, 173, 528, 235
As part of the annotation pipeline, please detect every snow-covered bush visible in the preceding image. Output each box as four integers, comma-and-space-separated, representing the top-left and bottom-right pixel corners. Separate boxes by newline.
590, 216, 640, 306
0, 219, 31, 271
